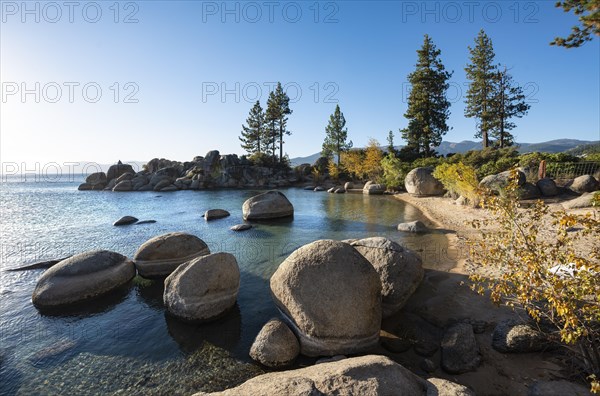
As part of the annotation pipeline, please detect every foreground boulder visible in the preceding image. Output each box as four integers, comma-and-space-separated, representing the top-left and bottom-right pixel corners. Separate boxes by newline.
164, 252, 240, 322
479, 170, 526, 193
347, 237, 423, 318
492, 320, 547, 353
133, 232, 210, 278
193, 355, 428, 396
270, 240, 382, 356
32, 251, 135, 308
441, 323, 481, 374
405, 167, 445, 196
518, 182, 541, 200
249, 318, 299, 368
427, 378, 475, 396
570, 175, 600, 194
242, 191, 294, 220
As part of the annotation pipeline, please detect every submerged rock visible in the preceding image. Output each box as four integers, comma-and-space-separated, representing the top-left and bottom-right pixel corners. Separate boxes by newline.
270, 240, 382, 356
249, 319, 299, 368
204, 209, 230, 221
164, 252, 240, 322
193, 355, 428, 396
230, 224, 252, 231
242, 191, 294, 220
113, 216, 138, 226
397, 220, 428, 233
32, 250, 135, 308
133, 232, 210, 278
347, 237, 423, 318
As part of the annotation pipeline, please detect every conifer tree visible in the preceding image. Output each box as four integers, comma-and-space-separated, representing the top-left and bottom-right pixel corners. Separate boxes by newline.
551, 0, 599, 48
489, 66, 531, 148
265, 90, 279, 164
239, 100, 266, 155
402, 34, 452, 158
387, 130, 395, 156
273, 82, 293, 163
465, 29, 497, 149
322, 104, 353, 166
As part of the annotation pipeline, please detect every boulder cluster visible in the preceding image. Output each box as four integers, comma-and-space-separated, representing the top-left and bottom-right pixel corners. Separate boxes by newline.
78, 152, 299, 192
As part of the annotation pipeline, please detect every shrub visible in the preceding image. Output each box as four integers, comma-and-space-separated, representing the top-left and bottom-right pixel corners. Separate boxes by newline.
381, 154, 405, 191
469, 171, 600, 393
433, 162, 480, 205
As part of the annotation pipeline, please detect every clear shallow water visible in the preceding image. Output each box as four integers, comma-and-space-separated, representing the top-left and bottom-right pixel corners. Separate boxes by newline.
0, 175, 449, 395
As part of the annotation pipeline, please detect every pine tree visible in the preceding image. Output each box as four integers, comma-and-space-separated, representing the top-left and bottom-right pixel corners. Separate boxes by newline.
239, 101, 266, 155
387, 130, 395, 156
551, 0, 599, 48
273, 82, 293, 163
322, 104, 353, 166
489, 66, 531, 148
265, 90, 279, 164
465, 29, 497, 149
402, 34, 452, 158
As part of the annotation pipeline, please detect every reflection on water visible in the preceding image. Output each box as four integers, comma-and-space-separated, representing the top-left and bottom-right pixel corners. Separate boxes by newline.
0, 179, 451, 394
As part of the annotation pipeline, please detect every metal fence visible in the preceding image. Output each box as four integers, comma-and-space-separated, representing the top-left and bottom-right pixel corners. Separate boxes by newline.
544, 162, 600, 180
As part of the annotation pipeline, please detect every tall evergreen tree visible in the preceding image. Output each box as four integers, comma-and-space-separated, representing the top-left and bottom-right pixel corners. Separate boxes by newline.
322, 104, 352, 166
273, 82, 293, 163
489, 66, 531, 148
387, 130, 395, 155
265, 90, 279, 164
551, 0, 599, 48
402, 34, 452, 158
465, 29, 497, 149
239, 100, 266, 155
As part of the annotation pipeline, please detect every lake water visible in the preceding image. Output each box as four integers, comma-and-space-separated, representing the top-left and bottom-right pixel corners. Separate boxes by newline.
0, 175, 450, 395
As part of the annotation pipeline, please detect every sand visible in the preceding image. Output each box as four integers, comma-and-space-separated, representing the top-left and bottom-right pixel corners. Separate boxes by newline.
383, 192, 599, 396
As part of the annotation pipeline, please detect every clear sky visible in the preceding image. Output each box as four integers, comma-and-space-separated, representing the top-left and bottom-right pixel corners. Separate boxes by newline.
1, 0, 599, 166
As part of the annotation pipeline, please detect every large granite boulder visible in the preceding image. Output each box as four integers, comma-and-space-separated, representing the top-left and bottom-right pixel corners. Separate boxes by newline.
562, 193, 595, 209
405, 167, 445, 196
85, 172, 107, 188
106, 163, 134, 182
133, 232, 210, 278
347, 237, 423, 318
570, 175, 600, 193
113, 180, 133, 192
479, 170, 526, 193
518, 182, 541, 200
193, 355, 428, 396
441, 323, 481, 374
492, 320, 547, 353
427, 378, 475, 396
536, 178, 558, 196
249, 318, 300, 368
242, 191, 294, 220
164, 252, 240, 322
363, 183, 385, 195
270, 240, 382, 356
32, 250, 135, 308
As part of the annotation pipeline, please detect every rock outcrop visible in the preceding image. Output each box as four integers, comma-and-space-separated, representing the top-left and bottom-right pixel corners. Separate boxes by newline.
270, 240, 382, 356
133, 232, 210, 278
193, 355, 429, 396
32, 250, 135, 308
405, 168, 445, 196
164, 252, 240, 322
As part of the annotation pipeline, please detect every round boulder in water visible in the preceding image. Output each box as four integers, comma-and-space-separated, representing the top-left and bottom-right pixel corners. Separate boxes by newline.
133, 232, 210, 278
242, 191, 294, 220
32, 250, 135, 309
164, 252, 240, 322
347, 237, 423, 318
250, 318, 300, 368
270, 240, 382, 357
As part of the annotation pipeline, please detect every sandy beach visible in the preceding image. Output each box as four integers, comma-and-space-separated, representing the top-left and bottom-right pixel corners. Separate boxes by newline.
383, 192, 598, 396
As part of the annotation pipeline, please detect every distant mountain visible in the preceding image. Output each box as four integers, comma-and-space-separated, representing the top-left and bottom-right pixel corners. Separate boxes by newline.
289, 139, 598, 166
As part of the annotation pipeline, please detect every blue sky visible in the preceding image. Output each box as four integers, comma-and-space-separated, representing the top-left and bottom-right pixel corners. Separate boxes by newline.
1, 1, 599, 165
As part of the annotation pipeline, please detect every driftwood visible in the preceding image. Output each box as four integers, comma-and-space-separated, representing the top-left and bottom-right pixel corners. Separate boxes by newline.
6, 257, 71, 272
